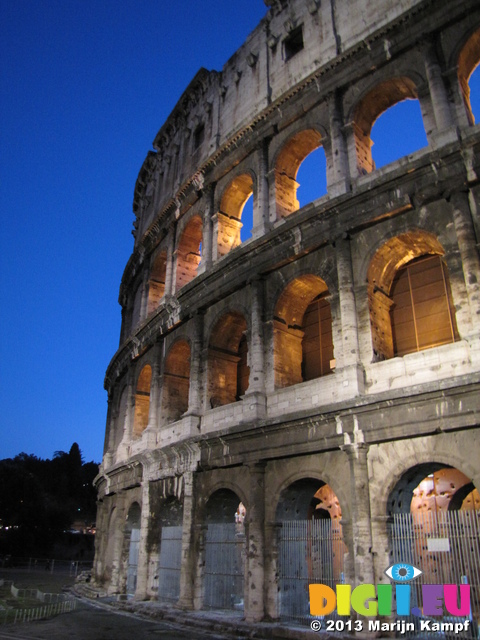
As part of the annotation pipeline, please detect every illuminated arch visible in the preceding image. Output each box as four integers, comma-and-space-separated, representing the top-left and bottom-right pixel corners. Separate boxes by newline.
147, 250, 167, 314
216, 173, 254, 258
274, 128, 324, 219
274, 275, 333, 389
162, 340, 191, 423
207, 311, 249, 407
175, 215, 202, 292
456, 26, 480, 125
133, 365, 152, 437
352, 77, 424, 174
367, 231, 458, 360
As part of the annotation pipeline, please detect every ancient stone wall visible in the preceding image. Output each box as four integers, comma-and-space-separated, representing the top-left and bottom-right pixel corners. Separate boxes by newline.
94, 0, 480, 628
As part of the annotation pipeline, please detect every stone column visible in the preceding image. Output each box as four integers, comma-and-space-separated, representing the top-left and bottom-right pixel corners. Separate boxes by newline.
139, 269, 149, 323
450, 190, 480, 329
342, 438, 375, 585
243, 279, 267, 420
327, 90, 350, 196
335, 235, 364, 393
117, 376, 134, 460
164, 225, 175, 297
424, 40, 457, 146
144, 347, 161, 446
134, 480, 151, 599
252, 138, 273, 238
264, 521, 280, 619
198, 184, 214, 273
108, 493, 128, 594
187, 313, 203, 414
178, 471, 196, 609
244, 463, 266, 622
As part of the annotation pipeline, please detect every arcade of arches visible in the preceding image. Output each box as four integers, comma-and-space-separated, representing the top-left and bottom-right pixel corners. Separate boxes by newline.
94, 0, 480, 632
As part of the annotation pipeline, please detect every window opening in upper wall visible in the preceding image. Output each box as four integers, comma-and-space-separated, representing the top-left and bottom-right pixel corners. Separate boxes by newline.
284, 26, 304, 61
194, 124, 205, 149
370, 99, 427, 169
295, 146, 327, 208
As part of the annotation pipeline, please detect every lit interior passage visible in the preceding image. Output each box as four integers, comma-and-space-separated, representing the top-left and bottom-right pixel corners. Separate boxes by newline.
390, 255, 459, 356
176, 215, 202, 291
275, 129, 323, 219
162, 340, 190, 423
217, 174, 253, 257
207, 312, 249, 407
274, 275, 333, 389
367, 231, 458, 361
147, 250, 167, 313
133, 365, 151, 437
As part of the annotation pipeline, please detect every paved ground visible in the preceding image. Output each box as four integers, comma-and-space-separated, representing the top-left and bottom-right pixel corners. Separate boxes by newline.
0, 599, 232, 640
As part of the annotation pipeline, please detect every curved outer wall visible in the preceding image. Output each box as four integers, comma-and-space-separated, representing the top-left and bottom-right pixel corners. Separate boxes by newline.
93, 0, 480, 625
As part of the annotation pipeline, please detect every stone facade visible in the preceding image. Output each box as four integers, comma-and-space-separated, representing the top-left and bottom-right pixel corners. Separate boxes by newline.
93, 0, 480, 628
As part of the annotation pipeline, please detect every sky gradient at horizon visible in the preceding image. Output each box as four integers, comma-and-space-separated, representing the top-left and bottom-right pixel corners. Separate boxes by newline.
1, 1, 479, 463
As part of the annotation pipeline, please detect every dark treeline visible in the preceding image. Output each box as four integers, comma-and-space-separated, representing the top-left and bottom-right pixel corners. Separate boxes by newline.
0, 443, 99, 558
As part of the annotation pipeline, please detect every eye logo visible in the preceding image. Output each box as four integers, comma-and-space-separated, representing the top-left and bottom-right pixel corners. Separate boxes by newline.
385, 563, 422, 582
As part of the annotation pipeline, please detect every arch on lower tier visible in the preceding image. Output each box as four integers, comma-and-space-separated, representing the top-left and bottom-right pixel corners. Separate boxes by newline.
162, 340, 191, 423
273, 274, 334, 388
201, 488, 246, 611
175, 214, 203, 292
133, 365, 152, 438
207, 311, 249, 407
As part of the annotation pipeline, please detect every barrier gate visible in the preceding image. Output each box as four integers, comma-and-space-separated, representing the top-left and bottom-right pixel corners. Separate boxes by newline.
277, 518, 345, 625
157, 525, 183, 601
391, 510, 480, 638
203, 522, 245, 610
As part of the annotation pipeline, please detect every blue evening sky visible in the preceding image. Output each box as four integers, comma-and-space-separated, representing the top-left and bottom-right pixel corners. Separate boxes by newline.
1, 2, 479, 463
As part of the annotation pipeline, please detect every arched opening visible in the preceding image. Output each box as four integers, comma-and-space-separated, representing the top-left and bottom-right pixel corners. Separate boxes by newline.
207, 312, 249, 407
133, 365, 152, 438
217, 174, 254, 257
352, 77, 423, 174
274, 275, 334, 389
370, 99, 428, 168
390, 255, 459, 356
388, 465, 480, 628
176, 215, 202, 291
275, 129, 324, 219
157, 497, 184, 602
275, 479, 345, 623
147, 251, 167, 314
295, 146, 327, 207
125, 502, 141, 597
202, 488, 245, 611
457, 27, 480, 125
162, 341, 190, 423
367, 231, 458, 361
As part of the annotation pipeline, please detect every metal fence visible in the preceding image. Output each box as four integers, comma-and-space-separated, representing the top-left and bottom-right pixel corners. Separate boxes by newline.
0, 579, 78, 625
0, 557, 93, 576
203, 523, 245, 611
158, 525, 183, 602
277, 518, 345, 625
391, 510, 480, 639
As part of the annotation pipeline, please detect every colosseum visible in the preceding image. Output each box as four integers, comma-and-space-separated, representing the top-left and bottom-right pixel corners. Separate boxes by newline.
93, 0, 480, 633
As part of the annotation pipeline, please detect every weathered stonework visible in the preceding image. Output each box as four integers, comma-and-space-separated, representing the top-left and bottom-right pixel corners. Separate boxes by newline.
94, 0, 480, 630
